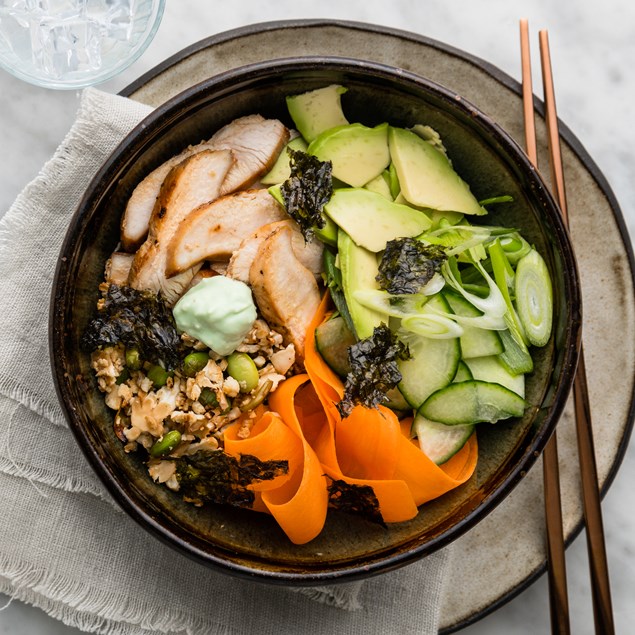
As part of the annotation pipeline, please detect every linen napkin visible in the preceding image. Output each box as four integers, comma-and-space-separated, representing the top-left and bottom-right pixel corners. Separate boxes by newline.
0, 87, 452, 635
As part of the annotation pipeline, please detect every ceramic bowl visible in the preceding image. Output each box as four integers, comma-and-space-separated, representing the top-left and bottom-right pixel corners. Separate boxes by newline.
50, 57, 581, 584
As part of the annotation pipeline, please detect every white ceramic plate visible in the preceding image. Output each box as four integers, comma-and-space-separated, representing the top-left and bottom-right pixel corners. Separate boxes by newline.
119, 20, 635, 632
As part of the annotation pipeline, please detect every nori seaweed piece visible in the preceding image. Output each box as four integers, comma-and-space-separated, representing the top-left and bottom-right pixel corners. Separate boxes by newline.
82, 284, 182, 370
328, 479, 385, 527
337, 324, 410, 417
376, 238, 447, 295
279, 148, 332, 241
174, 451, 288, 508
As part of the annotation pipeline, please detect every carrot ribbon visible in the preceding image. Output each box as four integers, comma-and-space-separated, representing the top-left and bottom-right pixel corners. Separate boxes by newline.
224, 292, 478, 543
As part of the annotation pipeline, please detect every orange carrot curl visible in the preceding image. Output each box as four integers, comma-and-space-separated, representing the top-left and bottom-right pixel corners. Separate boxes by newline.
225, 292, 478, 543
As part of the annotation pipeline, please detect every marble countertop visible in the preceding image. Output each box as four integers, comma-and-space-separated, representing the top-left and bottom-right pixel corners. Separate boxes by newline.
1, 1, 634, 633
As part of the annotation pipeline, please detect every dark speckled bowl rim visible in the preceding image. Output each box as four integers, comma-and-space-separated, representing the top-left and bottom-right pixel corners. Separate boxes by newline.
52, 26, 608, 616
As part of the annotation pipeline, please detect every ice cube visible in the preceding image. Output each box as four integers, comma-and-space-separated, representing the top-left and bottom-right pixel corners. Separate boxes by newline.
0, 7, 32, 58
32, 13, 101, 78
39, 0, 79, 15
86, 0, 133, 42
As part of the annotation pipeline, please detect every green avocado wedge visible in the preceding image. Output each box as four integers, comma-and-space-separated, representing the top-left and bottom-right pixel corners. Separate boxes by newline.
308, 122, 390, 187
286, 84, 349, 143
388, 126, 485, 215
324, 188, 431, 253
260, 136, 308, 185
337, 230, 387, 339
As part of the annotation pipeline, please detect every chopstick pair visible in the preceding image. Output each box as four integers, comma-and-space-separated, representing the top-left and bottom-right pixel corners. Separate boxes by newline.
519, 20, 615, 635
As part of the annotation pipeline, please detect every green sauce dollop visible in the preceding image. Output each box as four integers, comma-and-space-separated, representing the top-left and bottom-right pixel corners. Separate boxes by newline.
173, 276, 257, 356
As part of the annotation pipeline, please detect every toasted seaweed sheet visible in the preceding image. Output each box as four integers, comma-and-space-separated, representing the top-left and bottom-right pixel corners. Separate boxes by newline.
328, 479, 385, 527
82, 284, 182, 370
175, 451, 288, 508
280, 148, 332, 240
337, 325, 410, 417
376, 238, 447, 295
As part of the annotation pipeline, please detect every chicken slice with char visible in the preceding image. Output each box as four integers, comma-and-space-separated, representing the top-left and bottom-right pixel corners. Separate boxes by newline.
120, 138, 218, 252
249, 226, 321, 364
226, 220, 323, 283
128, 148, 234, 305
105, 252, 134, 286
165, 188, 288, 278
120, 115, 289, 253
210, 114, 290, 195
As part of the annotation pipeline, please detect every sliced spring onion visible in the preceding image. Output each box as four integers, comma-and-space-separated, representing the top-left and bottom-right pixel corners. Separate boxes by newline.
467, 244, 488, 262
433, 309, 506, 331
421, 272, 446, 296
446, 233, 491, 257
499, 233, 532, 265
323, 248, 356, 336
514, 248, 553, 347
401, 314, 464, 339
498, 329, 534, 375
488, 239, 528, 345
425, 224, 517, 239
353, 289, 429, 318
423, 224, 517, 259
442, 257, 507, 320
478, 195, 514, 207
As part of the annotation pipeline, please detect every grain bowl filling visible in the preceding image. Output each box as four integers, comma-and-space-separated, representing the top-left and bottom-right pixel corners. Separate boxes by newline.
84, 84, 554, 545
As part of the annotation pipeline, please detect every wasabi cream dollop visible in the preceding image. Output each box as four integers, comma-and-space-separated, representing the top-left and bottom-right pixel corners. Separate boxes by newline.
173, 276, 257, 356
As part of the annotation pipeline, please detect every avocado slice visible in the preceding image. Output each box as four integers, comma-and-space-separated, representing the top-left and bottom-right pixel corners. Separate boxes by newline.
387, 162, 401, 199
260, 136, 308, 185
338, 230, 387, 339
388, 126, 485, 215
286, 84, 349, 143
308, 122, 390, 187
364, 171, 393, 200
267, 184, 338, 247
324, 188, 431, 253
313, 214, 338, 247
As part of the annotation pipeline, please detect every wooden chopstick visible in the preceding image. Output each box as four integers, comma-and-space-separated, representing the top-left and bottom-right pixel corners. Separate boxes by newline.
520, 21, 571, 634
539, 28, 616, 635
521, 20, 616, 634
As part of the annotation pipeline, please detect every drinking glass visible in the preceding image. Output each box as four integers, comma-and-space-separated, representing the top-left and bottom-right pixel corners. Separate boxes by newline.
0, 0, 165, 89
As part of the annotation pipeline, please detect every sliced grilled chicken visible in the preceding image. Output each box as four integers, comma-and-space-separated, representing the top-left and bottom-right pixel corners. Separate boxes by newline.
183, 266, 218, 293
165, 188, 287, 278
249, 226, 321, 362
105, 252, 134, 285
210, 115, 290, 195
226, 220, 323, 283
120, 139, 218, 252
128, 149, 234, 304
120, 116, 288, 251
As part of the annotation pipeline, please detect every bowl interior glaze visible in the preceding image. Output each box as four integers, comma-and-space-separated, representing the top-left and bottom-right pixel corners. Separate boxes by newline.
50, 57, 581, 584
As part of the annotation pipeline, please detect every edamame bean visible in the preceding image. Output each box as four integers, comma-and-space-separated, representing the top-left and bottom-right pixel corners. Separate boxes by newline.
182, 351, 209, 377
149, 430, 182, 458
147, 364, 170, 388
227, 352, 259, 392
125, 346, 142, 371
